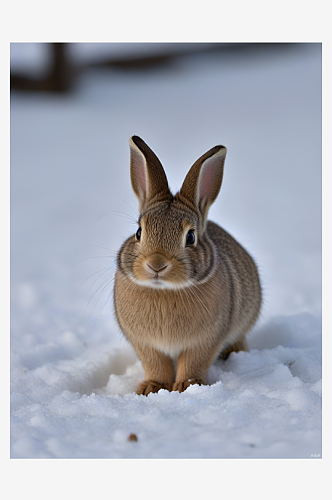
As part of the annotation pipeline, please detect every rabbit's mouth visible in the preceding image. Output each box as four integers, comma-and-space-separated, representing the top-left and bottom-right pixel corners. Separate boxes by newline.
136, 255, 173, 283
131, 252, 189, 289
141, 263, 171, 287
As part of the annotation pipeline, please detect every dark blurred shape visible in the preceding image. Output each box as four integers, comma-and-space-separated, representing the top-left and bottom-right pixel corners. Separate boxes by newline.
11, 43, 74, 93
87, 42, 294, 71
10, 42, 299, 94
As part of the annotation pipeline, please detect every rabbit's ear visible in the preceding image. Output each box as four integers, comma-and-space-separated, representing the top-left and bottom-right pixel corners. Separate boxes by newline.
180, 145, 227, 219
129, 136, 172, 211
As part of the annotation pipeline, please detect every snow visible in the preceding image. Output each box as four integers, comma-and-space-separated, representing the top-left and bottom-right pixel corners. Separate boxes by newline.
10, 43, 322, 460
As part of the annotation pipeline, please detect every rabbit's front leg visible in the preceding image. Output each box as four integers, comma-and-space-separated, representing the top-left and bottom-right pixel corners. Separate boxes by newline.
134, 344, 175, 396
173, 345, 219, 393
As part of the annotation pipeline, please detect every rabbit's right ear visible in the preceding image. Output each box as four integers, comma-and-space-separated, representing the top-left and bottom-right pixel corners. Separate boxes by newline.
180, 145, 227, 221
129, 136, 172, 211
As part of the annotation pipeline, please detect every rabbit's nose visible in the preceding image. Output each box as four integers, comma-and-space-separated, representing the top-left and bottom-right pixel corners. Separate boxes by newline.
147, 263, 168, 273
145, 253, 170, 274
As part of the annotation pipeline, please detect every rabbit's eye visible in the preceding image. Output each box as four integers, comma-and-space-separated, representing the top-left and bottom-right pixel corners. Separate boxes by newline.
186, 229, 195, 246
136, 227, 142, 241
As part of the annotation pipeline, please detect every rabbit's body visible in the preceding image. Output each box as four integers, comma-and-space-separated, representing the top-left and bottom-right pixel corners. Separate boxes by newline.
114, 136, 261, 395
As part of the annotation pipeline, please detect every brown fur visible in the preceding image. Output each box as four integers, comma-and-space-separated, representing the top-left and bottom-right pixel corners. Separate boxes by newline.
114, 137, 261, 395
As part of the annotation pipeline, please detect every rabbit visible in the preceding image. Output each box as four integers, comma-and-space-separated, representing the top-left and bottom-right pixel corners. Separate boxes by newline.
114, 136, 261, 396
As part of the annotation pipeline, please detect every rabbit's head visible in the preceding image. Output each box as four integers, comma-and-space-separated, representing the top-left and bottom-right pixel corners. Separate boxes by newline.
118, 136, 227, 290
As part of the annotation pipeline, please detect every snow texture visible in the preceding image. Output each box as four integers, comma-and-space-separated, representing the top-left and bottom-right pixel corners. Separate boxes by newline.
10, 43, 322, 459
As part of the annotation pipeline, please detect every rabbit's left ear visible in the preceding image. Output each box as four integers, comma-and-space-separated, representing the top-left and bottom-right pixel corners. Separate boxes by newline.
180, 145, 227, 220
129, 136, 172, 211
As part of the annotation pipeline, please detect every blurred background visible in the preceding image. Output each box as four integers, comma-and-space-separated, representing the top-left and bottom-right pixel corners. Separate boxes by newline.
10, 43, 322, 355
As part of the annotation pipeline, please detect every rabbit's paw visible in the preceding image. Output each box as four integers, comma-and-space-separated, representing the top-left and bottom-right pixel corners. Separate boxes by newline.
136, 380, 172, 396
172, 379, 204, 393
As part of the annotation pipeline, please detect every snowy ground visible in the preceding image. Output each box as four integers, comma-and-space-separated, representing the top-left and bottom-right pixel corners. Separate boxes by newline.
10, 43, 322, 459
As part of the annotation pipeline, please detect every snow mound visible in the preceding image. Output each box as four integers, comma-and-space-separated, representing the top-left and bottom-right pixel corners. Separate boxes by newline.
11, 313, 321, 459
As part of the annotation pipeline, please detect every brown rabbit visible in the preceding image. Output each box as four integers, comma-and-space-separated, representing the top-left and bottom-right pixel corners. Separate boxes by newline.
114, 136, 261, 395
